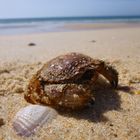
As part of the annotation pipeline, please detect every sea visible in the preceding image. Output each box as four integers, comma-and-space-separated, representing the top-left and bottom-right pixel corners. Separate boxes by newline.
0, 16, 140, 35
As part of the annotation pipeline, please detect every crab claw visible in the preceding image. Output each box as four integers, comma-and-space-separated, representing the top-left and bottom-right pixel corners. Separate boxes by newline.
111, 80, 118, 88
94, 61, 118, 88
101, 64, 118, 88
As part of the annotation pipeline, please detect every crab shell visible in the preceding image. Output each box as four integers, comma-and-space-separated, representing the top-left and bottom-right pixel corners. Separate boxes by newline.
25, 53, 118, 109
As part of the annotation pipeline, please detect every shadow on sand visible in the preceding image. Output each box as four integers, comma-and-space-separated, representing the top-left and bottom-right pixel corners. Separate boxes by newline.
57, 87, 121, 123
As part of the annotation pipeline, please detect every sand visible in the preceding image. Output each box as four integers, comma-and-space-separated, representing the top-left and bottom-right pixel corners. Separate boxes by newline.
0, 24, 140, 140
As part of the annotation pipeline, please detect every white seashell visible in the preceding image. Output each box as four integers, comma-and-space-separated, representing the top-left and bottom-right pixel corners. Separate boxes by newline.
13, 105, 57, 137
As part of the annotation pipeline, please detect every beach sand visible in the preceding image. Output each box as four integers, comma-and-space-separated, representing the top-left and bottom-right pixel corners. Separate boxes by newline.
0, 24, 140, 140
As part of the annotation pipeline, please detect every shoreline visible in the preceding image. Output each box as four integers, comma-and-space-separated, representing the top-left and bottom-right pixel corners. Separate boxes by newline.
0, 22, 140, 36
63, 22, 140, 31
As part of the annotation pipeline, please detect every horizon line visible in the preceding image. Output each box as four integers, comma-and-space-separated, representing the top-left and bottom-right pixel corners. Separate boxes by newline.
1, 15, 140, 20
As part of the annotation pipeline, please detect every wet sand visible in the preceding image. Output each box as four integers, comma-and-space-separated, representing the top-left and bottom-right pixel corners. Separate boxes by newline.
0, 24, 140, 140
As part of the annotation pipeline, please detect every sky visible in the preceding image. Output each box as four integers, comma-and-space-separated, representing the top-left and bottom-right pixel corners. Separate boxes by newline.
0, 0, 140, 19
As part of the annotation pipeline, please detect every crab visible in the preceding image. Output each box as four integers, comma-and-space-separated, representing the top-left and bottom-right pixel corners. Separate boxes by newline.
24, 53, 118, 110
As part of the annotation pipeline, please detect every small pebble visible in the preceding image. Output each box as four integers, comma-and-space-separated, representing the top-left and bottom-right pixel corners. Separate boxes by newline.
0, 118, 5, 126
114, 134, 118, 137
91, 40, 96, 43
109, 123, 114, 127
28, 43, 36, 46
